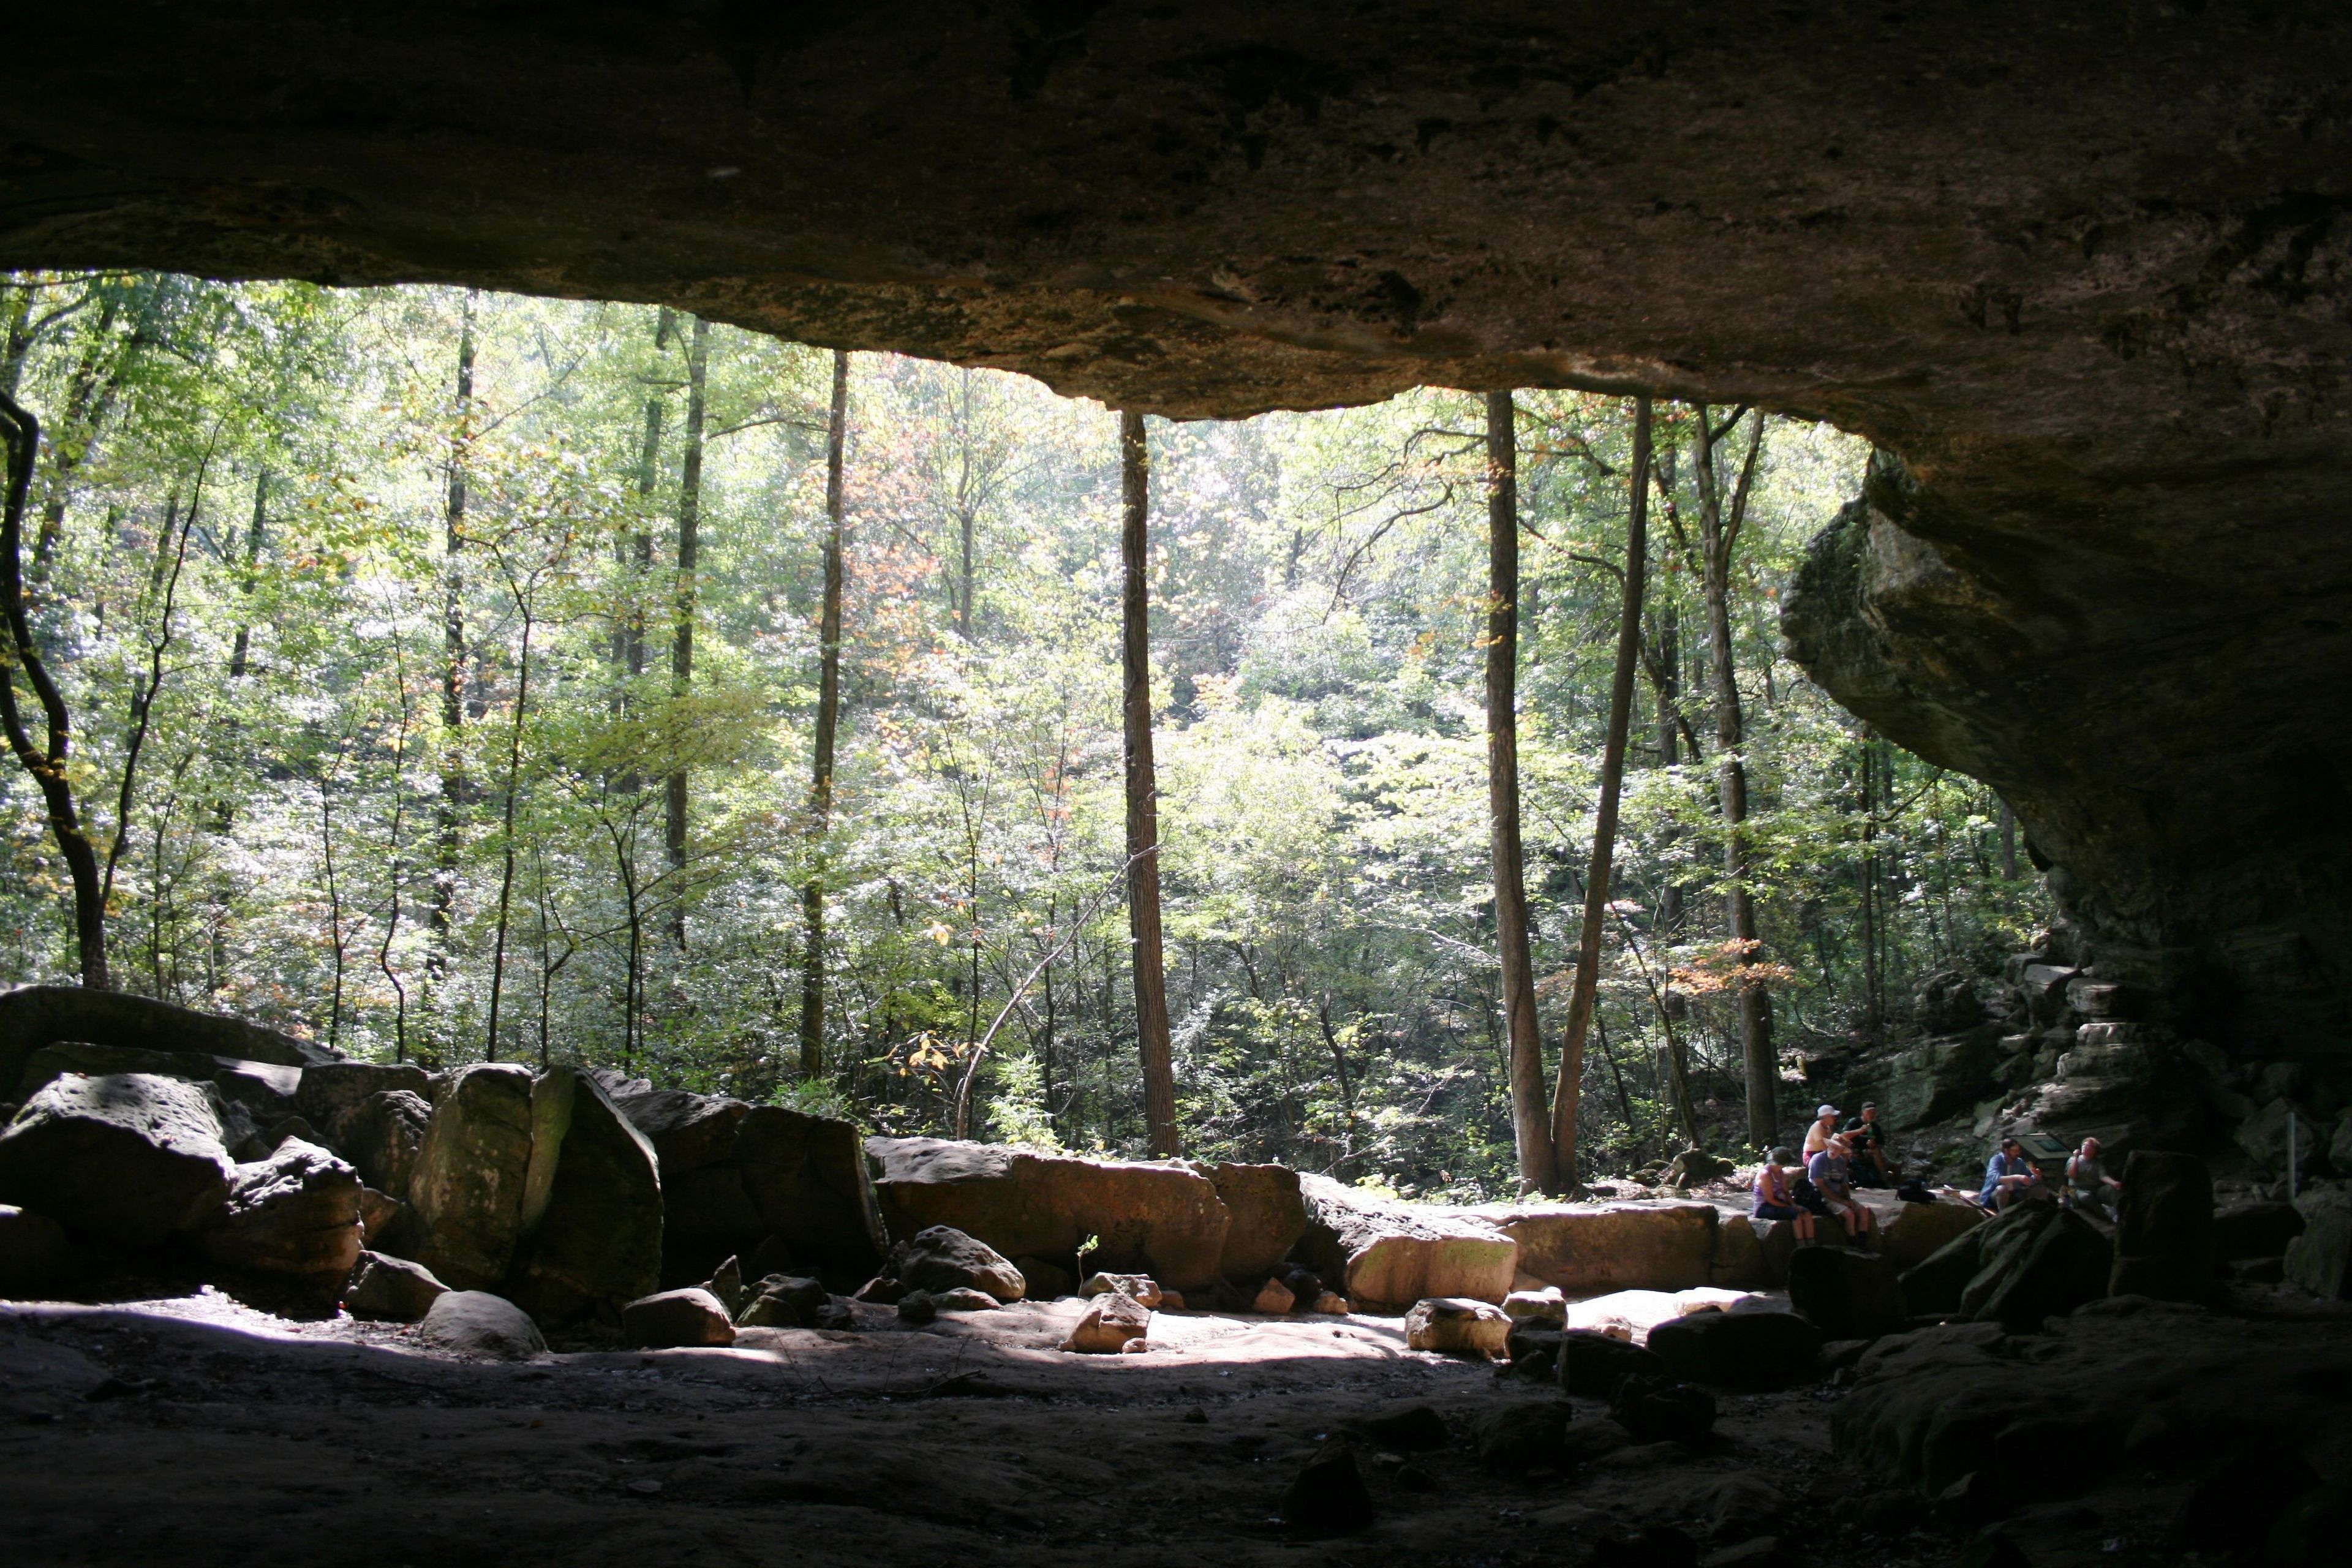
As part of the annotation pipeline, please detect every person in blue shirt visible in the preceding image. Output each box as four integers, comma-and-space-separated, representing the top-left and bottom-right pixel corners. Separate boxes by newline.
1980, 1137, 2041, 1210
1806, 1131, 1877, 1245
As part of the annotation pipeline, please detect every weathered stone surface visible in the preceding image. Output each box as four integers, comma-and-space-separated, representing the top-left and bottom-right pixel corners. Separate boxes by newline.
892, 1224, 1025, 1303
505, 1067, 663, 1322
334, 1090, 433, 1199
415, 1290, 546, 1360
1709, 1213, 1781, 1289
1470, 1401, 1573, 1474
622, 1287, 735, 1348
1079, 1271, 1160, 1309
1403, 1296, 1508, 1356
1861, 1196, 1989, 1269
342, 1250, 448, 1321
1647, 1309, 1823, 1393
2107, 1150, 2213, 1302
1556, 1329, 1667, 1398
404, 1063, 535, 1292
734, 1105, 888, 1268
1958, 1200, 2114, 1331
1014, 1255, 1073, 1300
932, 1286, 1000, 1312
1787, 1249, 1909, 1341
2283, 1188, 2352, 1299
1201, 1161, 1305, 1280
1844, 1030, 2003, 1131
291, 1061, 432, 1147
1298, 1177, 1514, 1310
0, 1072, 233, 1246
1609, 1375, 1715, 1447
201, 1137, 364, 1279
870, 1137, 1227, 1291
12, 1042, 302, 1126
0, 985, 335, 1102
614, 1089, 749, 1175
1063, 1289, 1150, 1353
1251, 1276, 1295, 1314
2212, 1201, 2303, 1263
1504, 1286, 1566, 1324
1473, 1201, 1717, 1297
0, 1202, 69, 1293
2237, 1098, 2326, 1177
735, 1273, 830, 1328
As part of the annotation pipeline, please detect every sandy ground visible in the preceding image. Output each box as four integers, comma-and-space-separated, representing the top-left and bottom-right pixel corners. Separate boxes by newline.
0, 1284, 1969, 1568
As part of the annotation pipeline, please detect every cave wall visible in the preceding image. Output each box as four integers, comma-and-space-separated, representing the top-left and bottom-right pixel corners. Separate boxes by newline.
4, 2, 2351, 1049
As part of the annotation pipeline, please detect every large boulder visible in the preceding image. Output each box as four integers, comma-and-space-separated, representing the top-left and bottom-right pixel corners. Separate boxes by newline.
2212, 1201, 2303, 1262
870, 1137, 1229, 1292
1647, 1308, 1823, 1391
892, 1224, 1025, 1302
0, 1072, 234, 1246
2283, 1188, 2352, 1299
1787, 1248, 1909, 1340
1297, 1175, 1515, 1310
1202, 1161, 1305, 1280
616, 1090, 884, 1275
1958, 1199, 2114, 1331
293, 1061, 432, 1150
622, 1287, 736, 1348
10, 1041, 301, 1126
2108, 1151, 2214, 1301
1064, 1288, 1151, 1352
0, 984, 337, 1100
334, 1089, 433, 1197
415, 1289, 546, 1360
0, 1202, 69, 1294
200, 1137, 364, 1280
404, 1063, 536, 1291
505, 1066, 663, 1321
1403, 1296, 1509, 1355
1556, 1329, 1668, 1397
343, 1250, 448, 1321
1866, 1197, 1989, 1268
1471, 1200, 1718, 1295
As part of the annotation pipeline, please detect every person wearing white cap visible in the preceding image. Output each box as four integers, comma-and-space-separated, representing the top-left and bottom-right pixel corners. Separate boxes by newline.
1803, 1103, 1841, 1159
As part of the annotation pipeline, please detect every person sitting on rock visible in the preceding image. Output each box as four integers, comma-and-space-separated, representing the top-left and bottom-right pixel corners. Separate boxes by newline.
1803, 1102, 1842, 1159
1806, 1131, 1877, 1245
1752, 1147, 1816, 1243
1978, 1136, 2042, 1210
2062, 1136, 2122, 1220
1842, 1102, 1894, 1188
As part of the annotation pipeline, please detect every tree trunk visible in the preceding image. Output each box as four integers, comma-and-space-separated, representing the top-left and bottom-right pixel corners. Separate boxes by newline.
1120, 410, 1180, 1159
1858, 731, 1883, 1043
428, 292, 475, 1039
664, 314, 710, 948
1998, 799, 2018, 880
0, 393, 107, 988
1553, 396, 1651, 1179
956, 369, 976, 641
1484, 391, 1556, 1195
1692, 406, 1777, 1150
227, 470, 265, 677
800, 349, 848, 1078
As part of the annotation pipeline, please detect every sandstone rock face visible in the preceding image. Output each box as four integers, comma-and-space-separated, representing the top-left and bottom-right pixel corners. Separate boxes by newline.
892, 1225, 1025, 1304
1078, 1271, 1160, 1309
1403, 1297, 1508, 1356
2107, 1150, 2213, 1301
10, 1041, 302, 1126
1864, 1197, 1988, 1269
1201, 1162, 1305, 1280
1473, 1201, 1715, 1297
0, 1202, 69, 1293
623, 1287, 736, 1348
1786, 1249, 1908, 1341
505, 1067, 663, 1322
615, 1090, 884, 1275
0, 985, 336, 1100
343, 1250, 448, 1321
1298, 1176, 1515, 1310
201, 1137, 364, 1279
1251, 1276, 1295, 1314
415, 1290, 546, 1360
1063, 1289, 1150, 1353
735, 1274, 830, 1328
1958, 1200, 2114, 1332
404, 1063, 536, 1291
335, 1090, 433, 1198
870, 1137, 1227, 1292
1844, 1030, 2003, 1131
0, 1072, 235, 1246
292, 1061, 432, 1148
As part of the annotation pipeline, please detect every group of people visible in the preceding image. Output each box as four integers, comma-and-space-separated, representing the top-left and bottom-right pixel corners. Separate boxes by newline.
1748, 1103, 2127, 1243
1749, 1102, 1896, 1245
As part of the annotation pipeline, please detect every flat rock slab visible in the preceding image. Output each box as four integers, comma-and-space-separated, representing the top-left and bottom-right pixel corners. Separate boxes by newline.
1297, 1175, 1515, 1311
0, 1072, 235, 1246
870, 1137, 1229, 1292
1468, 1201, 1722, 1296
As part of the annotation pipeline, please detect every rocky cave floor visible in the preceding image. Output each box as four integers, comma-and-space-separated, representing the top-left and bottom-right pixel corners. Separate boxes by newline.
7, 1271, 2346, 1568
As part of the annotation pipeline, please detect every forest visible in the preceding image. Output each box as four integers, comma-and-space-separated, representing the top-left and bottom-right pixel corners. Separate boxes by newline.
0, 273, 2049, 1200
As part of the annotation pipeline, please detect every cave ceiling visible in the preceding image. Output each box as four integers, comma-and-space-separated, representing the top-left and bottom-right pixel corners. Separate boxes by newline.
6, 1, 2352, 1037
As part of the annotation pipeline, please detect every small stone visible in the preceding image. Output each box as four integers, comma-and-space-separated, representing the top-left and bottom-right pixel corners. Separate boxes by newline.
705, 1255, 748, 1318
1310, 1291, 1349, 1314
202, 1137, 364, 1280
1647, 1308, 1823, 1392
931, 1286, 1000, 1311
734, 1273, 829, 1328
1158, 1287, 1185, 1310
1063, 1288, 1151, 1352
1356, 1402, 1449, 1452
343, 1249, 449, 1322
1609, 1374, 1716, 1447
1556, 1328, 1667, 1397
897, 1291, 939, 1323
1079, 1270, 1161, 1307
892, 1225, 1026, 1303
1251, 1276, 1295, 1314
851, 1275, 906, 1304
1281, 1441, 1375, 1536
1469, 1400, 1574, 1474
1404, 1296, 1509, 1356
622, 1287, 736, 1348
1504, 1286, 1567, 1323
812, 1300, 855, 1330
415, 1290, 546, 1361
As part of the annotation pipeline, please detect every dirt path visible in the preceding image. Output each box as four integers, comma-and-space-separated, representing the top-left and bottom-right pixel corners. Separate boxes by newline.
1, 1292, 1940, 1568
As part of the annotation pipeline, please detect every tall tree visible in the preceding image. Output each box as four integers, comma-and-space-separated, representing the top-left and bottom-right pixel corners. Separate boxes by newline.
1553, 397, 1651, 1178
1121, 410, 1180, 1159
0, 393, 107, 987
1485, 390, 1556, 1195
664, 315, 710, 947
800, 349, 848, 1077
1688, 404, 1776, 1148
427, 291, 476, 1041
